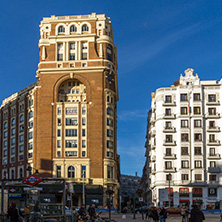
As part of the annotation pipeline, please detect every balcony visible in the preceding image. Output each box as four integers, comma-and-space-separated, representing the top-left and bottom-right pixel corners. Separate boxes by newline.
206, 100, 220, 106
208, 181, 219, 186
164, 167, 176, 173
190, 180, 207, 186
207, 140, 220, 146
208, 167, 221, 173
207, 126, 220, 132
163, 101, 176, 106
163, 140, 176, 146
163, 154, 177, 159
205, 113, 220, 119
163, 127, 176, 133
207, 154, 221, 159
163, 114, 176, 119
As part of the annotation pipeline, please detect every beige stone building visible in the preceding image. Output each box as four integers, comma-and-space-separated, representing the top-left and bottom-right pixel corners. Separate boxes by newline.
0, 13, 120, 207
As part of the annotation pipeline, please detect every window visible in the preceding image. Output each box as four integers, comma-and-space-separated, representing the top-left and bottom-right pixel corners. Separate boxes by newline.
165, 161, 172, 169
4, 141, 7, 147
11, 128, 15, 136
194, 120, 201, 127
194, 107, 201, 115
210, 161, 216, 167
195, 161, 202, 168
57, 140, 61, 148
82, 129, 86, 137
19, 145, 24, 153
58, 26, 65, 34
66, 118, 78, 126
82, 151, 86, 157
166, 135, 172, 142
19, 135, 24, 143
65, 129, 77, 137
28, 142, 33, 150
181, 147, 188, 155
20, 114, 24, 123
65, 140, 77, 148
65, 151, 77, 156
194, 133, 202, 141
82, 118, 86, 126
82, 25, 89, 32
107, 107, 114, 116
70, 25, 77, 33
68, 166, 75, 178
209, 148, 215, 156
107, 166, 113, 178
181, 133, 189, 142
11, 170, 15, 179
19, 168, 23, 178
81, 166, 86, 178
107, 140, 113, 149
107, 45, 112, 61
181, 160, 189, 168
82, 53, 87, 60
166, 174, 172, 181
4, 131, 8, 138
3, 150, 7, 157
57, 129, 61, 137
28, 132, 33, 139
82, 107, 86, 115
29, 111, 33, 119
165, 95, 172, 103
19, 125, 24, 132
180, 94, 188, 101
107, 118, 113, 127
208, 94, 216, 102
181, 107, 188, 115
57, 43, 64, 61
82, 140, 86, 148
107, 129, 113, 138
11, 148, 15, 155
209, 134, 215, 142
194, 93, 200, 101
11, 138, 15, 145
181, 120, 188, 128
165, 108, 171, 116
165, 121, 172, 129
209, 108, 216, 115
194, 147, 201, 155
57, 107, 61, 115
57, 166, 61, 178
166, 148, 171, 156
195, 174, 202, 181
181, 174, 189, 181
209, 175, 217, 181
66, 107, 77, 115
4, 122, 8, 129
11, 118, 16, 126
209, 121, 215, 129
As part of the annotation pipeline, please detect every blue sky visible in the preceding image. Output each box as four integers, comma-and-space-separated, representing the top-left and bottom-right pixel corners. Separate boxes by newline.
1, 0, 222, 176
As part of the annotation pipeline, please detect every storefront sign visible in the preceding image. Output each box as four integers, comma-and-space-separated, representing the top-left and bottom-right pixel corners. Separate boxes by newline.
23, 174, 42, 186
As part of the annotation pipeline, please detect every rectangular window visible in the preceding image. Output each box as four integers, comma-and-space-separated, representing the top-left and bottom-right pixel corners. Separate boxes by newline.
165, 121, 172, 129
165, 161, 172, 169
69, 53, 75, 60
81, 166, 86, 178
65, 129, 77, 137
28, 143, 33, 150
181, 174, 189, 181
82, 151, 86, 157
57, 140, 61, 148
82, 118, 86, 126
11, 148, 15, 155
57, 129, 61, 137
194, 133, 202, 141
57, 166, 61, 178
66, 118, 78, 126
210, 148, 215, 156
194, 147, 201, 155
4, 141, 7, 147
166, 148, 171, 156
11, 138, 16, 145
4, 131, 8, 138
181, 107, 188, 115
107, 166, 113, 179
195, 174, 202, 181
28, 132, 33, 139
166, 174, 172, 181
180, 94, 188, 101
166, 135, 172, 142
57, 107, 62, 115
57, 43, 63, 61
210, 161, 216, 167
3, 150, 7, 157
181, 160, 189, 168
82, 140, 86, 148
19, 125, 24, 132
181, 120, 188, 128
194, 107, 201, 115
181, 133, 189, 142
107, 118, 113, 127
65, 151, 77, 157
209, 134, 215, 142
208, 94, 216, 102
194, 120, 201, 127
209, 108, 216, 115
195, 161, 202, 168
65, 140, 77, 148
209, 121, 215, 128
66, 107, 77, 115
19, 145, 24, 153
19, 135, 24, 143
165, 96, 172, 103
82, 42, 88, 49
82, 107, 86, 115
107, 140, 114, 149
209, 175, 217, 181
82, 53, 87, 60
181, 147, 188, 155
82, 129, 86, 137
107, 129, 113, 138
165, 109, 171, 116
194, 93, 200, 101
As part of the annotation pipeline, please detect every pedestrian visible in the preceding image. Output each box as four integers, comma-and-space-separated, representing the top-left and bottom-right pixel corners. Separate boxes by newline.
149, 207, 159, 222
190, 205, 205, 222
88, 204, 96, 220
7, 203, 24, 222
181, 205, 186, 222
159, 207, 167, 222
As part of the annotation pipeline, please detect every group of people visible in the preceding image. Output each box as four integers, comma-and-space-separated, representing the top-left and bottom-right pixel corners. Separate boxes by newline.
78, 204, 98, 220
6, 202, 24, 222
145, 207, 167, 222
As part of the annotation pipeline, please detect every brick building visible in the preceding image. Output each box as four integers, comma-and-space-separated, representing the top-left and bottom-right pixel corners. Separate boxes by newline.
0, 13, 120, 207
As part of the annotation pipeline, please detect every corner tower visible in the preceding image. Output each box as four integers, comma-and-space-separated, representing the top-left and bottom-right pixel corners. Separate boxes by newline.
35, 13, 119, 206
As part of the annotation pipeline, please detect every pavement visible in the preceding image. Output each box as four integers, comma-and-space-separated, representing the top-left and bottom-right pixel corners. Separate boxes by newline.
100, 212, 221, 222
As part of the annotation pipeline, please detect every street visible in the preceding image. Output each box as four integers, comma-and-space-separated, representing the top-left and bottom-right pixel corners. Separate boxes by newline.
101, 213, 221, 222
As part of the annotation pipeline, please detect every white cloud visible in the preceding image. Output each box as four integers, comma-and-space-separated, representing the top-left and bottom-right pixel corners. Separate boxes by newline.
118, 109, 148, 121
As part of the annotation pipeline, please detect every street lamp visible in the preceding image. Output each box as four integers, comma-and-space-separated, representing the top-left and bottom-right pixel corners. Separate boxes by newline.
106, 189, 114, 221
26, 166, 39, 175
82, 170, 86, 206
168, 173, 171, 207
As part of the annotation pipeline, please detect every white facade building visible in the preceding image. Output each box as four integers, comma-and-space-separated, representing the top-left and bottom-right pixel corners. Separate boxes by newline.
147, 68, 222, 209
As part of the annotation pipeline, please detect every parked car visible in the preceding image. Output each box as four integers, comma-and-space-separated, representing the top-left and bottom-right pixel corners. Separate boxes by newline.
166, 207, 181, 214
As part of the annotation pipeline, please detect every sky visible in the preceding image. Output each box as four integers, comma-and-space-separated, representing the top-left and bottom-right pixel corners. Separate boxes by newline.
1, 0, 222, 177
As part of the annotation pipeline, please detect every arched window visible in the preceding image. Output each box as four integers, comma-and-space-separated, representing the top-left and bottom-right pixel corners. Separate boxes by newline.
11, 118, 16, 126
82, 25, 89, 32
68, 166, 75, 178
70, 25, 77, 33
19, 168, 23, 178
29, 111, 33, 119
11, 169, 15, 179
58, 26, 65, 34
20, 114, 24, 123
4, 122, 8, 129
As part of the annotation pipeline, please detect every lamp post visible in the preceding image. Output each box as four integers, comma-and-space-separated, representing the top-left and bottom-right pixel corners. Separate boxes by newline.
82, 170, 86, 206
106, 189, 114, 221
168, 173, 171, 207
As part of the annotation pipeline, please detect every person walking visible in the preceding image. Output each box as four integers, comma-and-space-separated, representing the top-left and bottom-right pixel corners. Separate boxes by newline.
159, 207, 167, 222
7, 203, 23, 222
190, 205, 205, 222
149, 207, 159, 222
